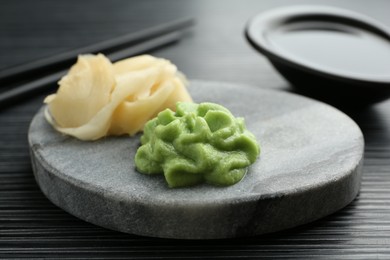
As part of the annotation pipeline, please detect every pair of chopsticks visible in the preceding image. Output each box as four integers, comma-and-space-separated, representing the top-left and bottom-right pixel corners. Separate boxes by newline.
0, 17, 194, 108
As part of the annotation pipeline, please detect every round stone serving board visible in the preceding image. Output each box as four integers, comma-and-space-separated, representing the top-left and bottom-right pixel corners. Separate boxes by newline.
28, 80, 364, 239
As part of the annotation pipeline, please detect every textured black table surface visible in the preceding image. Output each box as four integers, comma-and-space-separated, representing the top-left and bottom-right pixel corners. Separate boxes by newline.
1, 0, 390, 258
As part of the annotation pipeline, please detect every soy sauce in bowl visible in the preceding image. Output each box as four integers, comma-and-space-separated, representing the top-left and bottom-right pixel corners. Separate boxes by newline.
246, 6, 390, 105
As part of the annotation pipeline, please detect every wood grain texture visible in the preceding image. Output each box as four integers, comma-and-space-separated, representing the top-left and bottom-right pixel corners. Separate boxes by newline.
1, 0, 390, 258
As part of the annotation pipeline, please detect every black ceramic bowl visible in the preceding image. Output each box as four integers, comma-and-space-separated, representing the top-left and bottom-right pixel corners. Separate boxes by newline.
245, 6, 390, 105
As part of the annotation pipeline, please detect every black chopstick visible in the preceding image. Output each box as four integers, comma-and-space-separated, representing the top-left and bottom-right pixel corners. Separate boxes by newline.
0, 31, 183, 108
0, 17, 194, 86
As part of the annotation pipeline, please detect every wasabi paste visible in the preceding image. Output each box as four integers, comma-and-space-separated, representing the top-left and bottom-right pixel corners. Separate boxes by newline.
135, 102, 260, 188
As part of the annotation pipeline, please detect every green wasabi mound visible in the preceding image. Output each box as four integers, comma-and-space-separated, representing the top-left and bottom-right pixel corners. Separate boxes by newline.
135, 102, 260, 188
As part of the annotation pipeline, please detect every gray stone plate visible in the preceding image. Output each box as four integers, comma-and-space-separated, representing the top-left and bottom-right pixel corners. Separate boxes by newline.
28, 80, 364, 239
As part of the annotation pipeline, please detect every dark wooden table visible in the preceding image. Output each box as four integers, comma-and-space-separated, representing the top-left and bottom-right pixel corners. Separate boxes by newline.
1, 0, 390, 258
